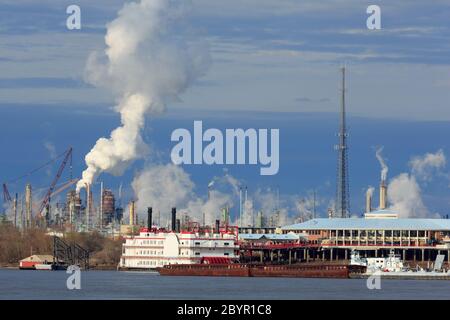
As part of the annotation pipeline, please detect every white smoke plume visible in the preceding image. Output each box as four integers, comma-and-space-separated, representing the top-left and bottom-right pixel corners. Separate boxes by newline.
295, 193, 319, 222
251, 188, 292, 226
76, 0, 209, 192
208, 172, 241, 198
242, 197, 254, 227
131, 166, 302, 228
43, 141, 57, 177
375, 146, 388, 182
366, 186, 374, 198
409, 149, 446, 181
386, 150, 445, 218
387, 173, 429, 218
43, 141, 57, 159
365, 186, 374, 212
132, 164, 232, 226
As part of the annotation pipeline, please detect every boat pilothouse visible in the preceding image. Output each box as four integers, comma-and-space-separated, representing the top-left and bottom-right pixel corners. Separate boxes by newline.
119, 223, 240, 270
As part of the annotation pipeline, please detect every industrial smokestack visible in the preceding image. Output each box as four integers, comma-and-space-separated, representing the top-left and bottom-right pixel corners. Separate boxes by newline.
171, 207, 176, 232
222, 206, 229, 226
129, 200, 136, 226
375, 146, 388, 210
25, 184, 32, 229
365, 187, 374, 213
215, 219, 220, 234
379, 181, 387, 210
147, 207, 152, 230
85, 183, 92, 229
366, 192, 371, 213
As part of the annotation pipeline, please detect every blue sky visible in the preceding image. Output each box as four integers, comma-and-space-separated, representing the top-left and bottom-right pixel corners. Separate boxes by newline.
1, 1, 450, 219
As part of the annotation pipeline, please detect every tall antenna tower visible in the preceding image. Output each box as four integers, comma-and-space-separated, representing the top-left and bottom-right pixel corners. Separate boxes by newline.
335, 66, 350, 218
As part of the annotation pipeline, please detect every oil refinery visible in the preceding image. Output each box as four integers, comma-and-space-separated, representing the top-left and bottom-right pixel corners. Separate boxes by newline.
2, 65, 450, 279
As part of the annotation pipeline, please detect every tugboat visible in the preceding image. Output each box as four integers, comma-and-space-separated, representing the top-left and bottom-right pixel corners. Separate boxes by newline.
349, 249, 450, 280
350, 249, 405, 273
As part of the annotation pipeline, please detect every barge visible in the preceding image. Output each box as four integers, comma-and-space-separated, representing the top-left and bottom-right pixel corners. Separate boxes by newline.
157, 263, 364, 278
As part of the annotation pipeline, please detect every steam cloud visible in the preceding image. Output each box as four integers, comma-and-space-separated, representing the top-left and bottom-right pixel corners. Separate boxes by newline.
409, 149, 446, 181
131, 164, 232, 226
366, 186, 374, 198
76, 0, 209, 192
375, 146, 388, 182
387, 173, 429, 218
246, 188, 290, 227
295, 192, 320, 222
386, 150, 446, 218
131, 166, 297, 227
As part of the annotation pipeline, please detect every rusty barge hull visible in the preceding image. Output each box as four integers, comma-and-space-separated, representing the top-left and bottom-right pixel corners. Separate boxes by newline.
157, 264, 249, 277
157, 264, 359, 278
251, 265, 349, 278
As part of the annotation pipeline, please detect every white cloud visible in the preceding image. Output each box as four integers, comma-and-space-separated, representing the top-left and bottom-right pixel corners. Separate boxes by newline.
1, 0, 450, 122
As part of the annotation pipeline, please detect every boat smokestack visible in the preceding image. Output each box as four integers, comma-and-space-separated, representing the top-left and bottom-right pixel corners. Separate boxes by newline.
379, 181, 387, 210
215, 219, 220, 234
147, 207, 152, 230
176, 219, 181, 233
171, 207, 176, 232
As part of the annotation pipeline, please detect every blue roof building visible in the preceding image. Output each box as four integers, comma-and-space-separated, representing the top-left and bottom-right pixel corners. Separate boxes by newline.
281, 217, 450, 261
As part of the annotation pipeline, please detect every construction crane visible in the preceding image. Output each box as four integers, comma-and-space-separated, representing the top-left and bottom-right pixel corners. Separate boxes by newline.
2, 183, 12, 204
32, 178, 79, 213
2, 148, 70, 207
37, 147, 73, 217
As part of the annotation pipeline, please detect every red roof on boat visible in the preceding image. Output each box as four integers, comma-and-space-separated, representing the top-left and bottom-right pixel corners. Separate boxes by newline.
201, 257, 232, 264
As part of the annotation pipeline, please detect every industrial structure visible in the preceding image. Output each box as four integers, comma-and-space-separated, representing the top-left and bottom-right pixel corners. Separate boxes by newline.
335, 66, 350, 218
1, 147, 125, 235
279, 179, 450, 265
101, 189, 115, 225
281, 215, 450, 264
3, 65, 450, 276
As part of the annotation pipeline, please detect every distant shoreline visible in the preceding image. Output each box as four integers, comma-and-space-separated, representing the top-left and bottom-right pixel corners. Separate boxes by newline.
0, 266, 18, 270
0, 265, 118, 271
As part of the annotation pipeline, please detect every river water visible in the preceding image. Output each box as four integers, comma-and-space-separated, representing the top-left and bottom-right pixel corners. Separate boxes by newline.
1, 269, 449, 300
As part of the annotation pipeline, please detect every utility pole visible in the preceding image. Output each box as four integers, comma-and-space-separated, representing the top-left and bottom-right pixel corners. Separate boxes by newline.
20, 195, 24, 230
239, 187, 242, 228
100, 181, 103, 231
13, 193, 18, 228
313, 189, 316, 219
